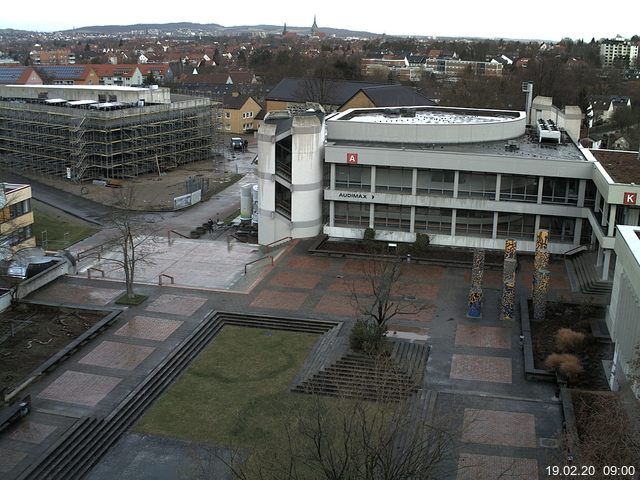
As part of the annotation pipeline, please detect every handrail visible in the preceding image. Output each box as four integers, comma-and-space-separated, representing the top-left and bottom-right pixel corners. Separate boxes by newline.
244, 255, 273, 274
158, 274, 174, 286
87, 267, 105, 279
563, 244, 588, 259
168, 229, 189, 241
263, 236, 292, 253
77, 244, 104, 262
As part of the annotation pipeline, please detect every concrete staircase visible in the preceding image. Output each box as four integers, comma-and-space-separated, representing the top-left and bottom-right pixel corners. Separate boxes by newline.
568, 252, 612, 301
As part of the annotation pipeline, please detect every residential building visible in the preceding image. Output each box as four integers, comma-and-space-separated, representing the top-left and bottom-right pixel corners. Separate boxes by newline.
607, 224, 640, 397
0, 85, 213, 181
265, 78, 435, 114
589, 95, 632, 124
29, 48, 75, 65
34, 65, 99, 85
0, 66, 43, 85
258, 105, 640, 283
600, 37, 639, 68
0, 183, 35, 258
91, 64, 144, 87
137, 64, 174, 84
222, 93, 262, 133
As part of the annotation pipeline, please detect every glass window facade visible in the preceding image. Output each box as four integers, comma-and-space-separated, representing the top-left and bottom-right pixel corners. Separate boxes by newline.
375, 167, 413, 193
334, 201, 369, 227
457, 172, 497, 199
415, 207, 452, 234
335, 165, 371, 191
500, 175, 539, 203
455, 209, 494, 237
416, 169, 454, 196
496, 213, 536, 239
373, 204, 411, 231
539, 216, 575, 243
542, 178, 579, 205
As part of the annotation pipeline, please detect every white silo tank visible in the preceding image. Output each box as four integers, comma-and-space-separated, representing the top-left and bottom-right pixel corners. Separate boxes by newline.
251, 184, 259, 224
240, 184, 253, 221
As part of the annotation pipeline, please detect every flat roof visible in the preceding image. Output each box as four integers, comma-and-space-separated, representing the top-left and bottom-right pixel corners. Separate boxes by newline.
5, 84, 157, 92
330, 133, 587, 162
590, 149, 640, 184
334, 105, 521, 125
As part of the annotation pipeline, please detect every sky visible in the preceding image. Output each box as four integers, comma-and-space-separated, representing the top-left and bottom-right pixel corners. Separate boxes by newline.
1, 0, 638, 42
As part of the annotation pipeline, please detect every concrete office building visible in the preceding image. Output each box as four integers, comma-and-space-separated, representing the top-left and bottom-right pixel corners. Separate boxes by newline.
607, 225, 640, 396
257, 111, 325, 245
0, 183, 35, 257
258, 104, 640, 282
0, 85, 213, 181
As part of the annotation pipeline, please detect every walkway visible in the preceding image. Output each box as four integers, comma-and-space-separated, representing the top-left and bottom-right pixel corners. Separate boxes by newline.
0, 240, 582, 479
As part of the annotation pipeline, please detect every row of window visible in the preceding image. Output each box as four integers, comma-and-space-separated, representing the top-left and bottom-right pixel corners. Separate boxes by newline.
0, 199, 32, 223
333, 202, 575, 242
335, 165, 581, 205
2, 225, 34, 248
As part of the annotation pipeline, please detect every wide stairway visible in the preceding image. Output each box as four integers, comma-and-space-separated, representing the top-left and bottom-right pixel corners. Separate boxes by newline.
292, 340, 429, 402
568, 251, 612, 301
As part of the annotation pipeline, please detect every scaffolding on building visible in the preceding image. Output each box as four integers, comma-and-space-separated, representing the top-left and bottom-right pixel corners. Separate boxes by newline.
0, 95, 215, 181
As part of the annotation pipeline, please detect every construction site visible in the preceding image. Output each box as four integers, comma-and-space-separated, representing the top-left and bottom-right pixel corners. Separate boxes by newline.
0, 85, 219, 181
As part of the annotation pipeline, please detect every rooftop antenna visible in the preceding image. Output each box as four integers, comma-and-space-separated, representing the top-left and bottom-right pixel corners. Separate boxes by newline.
522, 81, 533, 125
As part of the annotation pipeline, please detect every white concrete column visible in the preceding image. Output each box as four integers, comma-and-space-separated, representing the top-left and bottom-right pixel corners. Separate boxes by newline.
451, 209, 457, 236
495, 174, 501, 201
602, 249, 611, 281
330, 163, 336, 190
453, 171, 459, 198
329, 201, 335, 227
410, 206, 415, 232
574, 218, 583, 245
369, 203, 374, 228
608, 204, 617, 237
537, 176, 544, 204
370, 166, 376, 193
534, 214, 541, 233
596, 244, 603, 267
492, 211, 498, 239
412, 168, 417, 196
595, 189, 601, 212
601, 201, 608, 227
577, 179, 586, 207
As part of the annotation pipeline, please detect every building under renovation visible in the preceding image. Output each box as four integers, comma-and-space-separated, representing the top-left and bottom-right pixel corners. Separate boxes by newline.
0, 85, 214, 181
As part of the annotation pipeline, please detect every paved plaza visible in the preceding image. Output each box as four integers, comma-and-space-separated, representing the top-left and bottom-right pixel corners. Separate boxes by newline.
0, 238, 579, 479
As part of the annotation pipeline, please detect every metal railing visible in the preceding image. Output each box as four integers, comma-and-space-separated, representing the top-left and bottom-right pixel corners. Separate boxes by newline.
563, 244, 588, 259
87, 267, 105, 279
244, 255, 273, 274
263, 236, 292, 253
158, 274, 174, 286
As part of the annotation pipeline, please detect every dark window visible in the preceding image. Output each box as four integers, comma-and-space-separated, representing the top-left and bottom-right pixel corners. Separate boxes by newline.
373, 204, 411, 231
334, 201, 369, 227
415, 207, 452, 234
455, 209, 494, 237
500, 175, 539, 203
335, 165, 371, 191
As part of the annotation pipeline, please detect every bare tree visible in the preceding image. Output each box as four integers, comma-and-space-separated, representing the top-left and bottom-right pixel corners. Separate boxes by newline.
99, 187, 161, 300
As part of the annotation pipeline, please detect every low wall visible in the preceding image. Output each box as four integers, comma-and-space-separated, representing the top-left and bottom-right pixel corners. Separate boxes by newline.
15, 259, 69, 300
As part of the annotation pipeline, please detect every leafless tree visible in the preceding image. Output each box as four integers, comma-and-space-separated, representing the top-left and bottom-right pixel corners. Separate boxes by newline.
98, 187, 161, 300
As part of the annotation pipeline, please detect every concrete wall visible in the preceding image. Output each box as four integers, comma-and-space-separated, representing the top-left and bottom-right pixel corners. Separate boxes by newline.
531, 96, 582, 142
607, 225, 640, 396
15, 259, 69, 299
257, 122, 277, 245
328, 107, 526, 144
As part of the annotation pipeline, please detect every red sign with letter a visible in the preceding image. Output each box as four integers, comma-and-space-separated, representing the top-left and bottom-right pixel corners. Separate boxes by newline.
623, 192, 637, 205
346, 152, 358, 164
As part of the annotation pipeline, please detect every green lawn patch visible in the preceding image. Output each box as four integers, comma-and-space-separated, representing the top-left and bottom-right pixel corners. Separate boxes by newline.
134, 326, 319, 448
32, 202, 98, 248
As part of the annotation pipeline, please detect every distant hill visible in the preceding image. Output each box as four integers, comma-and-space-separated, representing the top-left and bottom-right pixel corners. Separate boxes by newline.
65, 21, 378, 38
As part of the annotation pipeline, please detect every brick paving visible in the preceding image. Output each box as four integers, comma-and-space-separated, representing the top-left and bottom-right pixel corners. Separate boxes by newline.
285, 255, 334, 271
0, 448, 27, 473
399, 263, 444, 281
6, 422, 56, 444
79, 341, 155, 371
328, 276, 372, 295
250, 289, 308, 310
450, 354, 512, 383
37, 371, 122, 407
463, 269, 504, 289
314, 293, 359, 318
145, 294, 207, 316
269, 271, 322, 290
392, 281, 439, 300
457, 453, 539, 480
114, 316, 183, 341
455, 325, 511, 349
462, 409, 537, 448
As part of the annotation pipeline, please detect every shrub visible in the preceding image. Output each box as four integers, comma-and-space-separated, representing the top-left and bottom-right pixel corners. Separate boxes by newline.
350, 318, 386, 354
555, 328, 586, 352
410, 233, 430, 257
544, 353, 583, 381
363, 228, 376, 242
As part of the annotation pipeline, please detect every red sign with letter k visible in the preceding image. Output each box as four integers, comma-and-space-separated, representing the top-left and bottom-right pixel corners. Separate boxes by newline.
623, 192, 637, 205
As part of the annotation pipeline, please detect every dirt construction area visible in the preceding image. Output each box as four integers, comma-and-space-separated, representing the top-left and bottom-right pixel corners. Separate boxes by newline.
19, 158, 247, 211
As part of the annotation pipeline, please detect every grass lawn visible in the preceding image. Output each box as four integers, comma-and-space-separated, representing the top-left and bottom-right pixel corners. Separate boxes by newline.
134, 325, 320, 448
32, 200, 98, 248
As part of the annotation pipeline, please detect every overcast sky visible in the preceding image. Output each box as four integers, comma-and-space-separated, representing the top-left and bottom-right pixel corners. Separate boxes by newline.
1, 0, 638, 41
